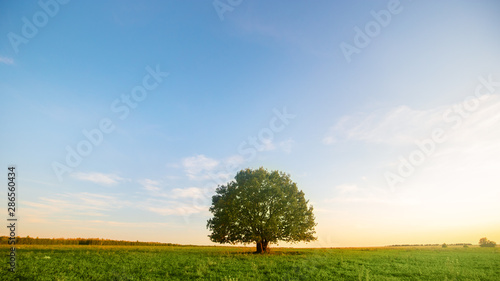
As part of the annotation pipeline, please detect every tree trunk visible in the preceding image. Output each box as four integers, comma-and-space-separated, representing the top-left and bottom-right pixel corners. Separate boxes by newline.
256, 241, 262, 253
255, 239, 269, 253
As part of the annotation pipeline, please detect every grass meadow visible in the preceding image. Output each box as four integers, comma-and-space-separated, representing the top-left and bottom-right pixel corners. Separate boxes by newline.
2, 245, 499, 280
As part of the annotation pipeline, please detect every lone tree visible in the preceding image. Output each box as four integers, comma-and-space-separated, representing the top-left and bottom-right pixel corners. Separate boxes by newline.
479, 237, 496, 247
207, 167, 317, 253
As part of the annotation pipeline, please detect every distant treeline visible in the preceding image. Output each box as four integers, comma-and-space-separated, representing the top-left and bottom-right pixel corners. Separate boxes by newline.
389, 243, 472, 247
0, 236, 180, 246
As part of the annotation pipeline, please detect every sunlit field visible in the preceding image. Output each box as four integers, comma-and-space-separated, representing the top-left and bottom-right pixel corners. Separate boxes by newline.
3, 245, 499, 280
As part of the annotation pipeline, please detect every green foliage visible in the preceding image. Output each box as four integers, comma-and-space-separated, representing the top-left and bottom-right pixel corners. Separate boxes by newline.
441, 243, 447, 248
479, 237, 496, 247
2, 245, 500, 280
207, 168, 316, 251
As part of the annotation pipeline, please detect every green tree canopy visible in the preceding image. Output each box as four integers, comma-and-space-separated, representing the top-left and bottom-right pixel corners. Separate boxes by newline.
479, 237, 496, 247
207, 167, 317, 253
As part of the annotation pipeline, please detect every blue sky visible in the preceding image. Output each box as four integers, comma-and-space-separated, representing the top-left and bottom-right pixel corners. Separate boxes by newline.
1, 0, 500, 247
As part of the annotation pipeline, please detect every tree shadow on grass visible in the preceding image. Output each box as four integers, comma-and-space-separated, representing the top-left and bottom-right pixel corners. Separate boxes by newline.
227, 250, 307, 256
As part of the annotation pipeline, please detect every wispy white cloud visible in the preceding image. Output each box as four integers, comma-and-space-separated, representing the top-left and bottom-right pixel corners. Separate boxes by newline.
182, 155, 219, 180
335, 184, 359, 194
142, 195, 209, 216
22, 200, 62, 213
225, 154, 245, 167
22, 185, 211, 226
71, 172, 129, 185
233, 14, 334, 60
147, 205, 207, 216
21, 192, 131, 222
139, 177, 212, 204
0, 56, 14, 65
261, 139, 276, 151
380, 95, 500, 178
323, 105, 445, 145
52, 219, 170, 232
56, 192, 127, 211
140, 178, 161, 191
181, 154, 246, 182
326, 184, 420, 206
279, 138, 295, 154
170, 187, 205, 199
79, 219, 169, 228
322, 95, 500, 220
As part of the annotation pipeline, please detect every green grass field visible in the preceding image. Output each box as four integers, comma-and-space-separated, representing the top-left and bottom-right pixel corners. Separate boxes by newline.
2, 245, 499, 280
